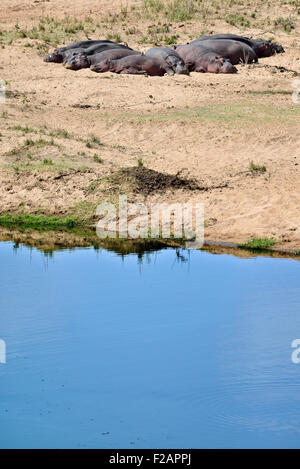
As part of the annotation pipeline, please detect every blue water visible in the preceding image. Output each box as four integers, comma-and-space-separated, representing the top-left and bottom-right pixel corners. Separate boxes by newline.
1, 240, 300, 449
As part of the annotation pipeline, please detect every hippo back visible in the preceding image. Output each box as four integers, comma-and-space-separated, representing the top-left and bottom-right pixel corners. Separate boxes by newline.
82, 42, 133, 57
192, 39, 257, 64
191, 34, 283, 57
146, 47, 189, 74
90, 49, 141, 66
191, 34, 254, 48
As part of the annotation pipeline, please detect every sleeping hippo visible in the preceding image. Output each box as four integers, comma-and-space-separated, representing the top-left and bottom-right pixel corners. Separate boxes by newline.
145, 47, 189, 75
188, 39, 257, 65
65, 48, 141, 71
176, 44, 237, 74
44, 40, 111, 63
44, 40, 132, 63
191, 34, 284, 57
99, 55, 175, 76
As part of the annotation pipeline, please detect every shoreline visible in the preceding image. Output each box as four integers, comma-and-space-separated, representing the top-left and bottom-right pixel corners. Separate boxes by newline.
1, 219, 300, 259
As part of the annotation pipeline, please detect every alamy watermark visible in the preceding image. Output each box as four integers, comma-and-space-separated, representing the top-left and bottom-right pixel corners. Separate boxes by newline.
96, 195, 204, 249
0, 80, 6, 104
0, 339, 6, 364
291, 339, 300, 364
292, 79, 300, 104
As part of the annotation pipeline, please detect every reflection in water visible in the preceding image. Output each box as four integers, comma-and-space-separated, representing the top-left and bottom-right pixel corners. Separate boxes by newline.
1, 225, 300, 261
0, 228, 300, 449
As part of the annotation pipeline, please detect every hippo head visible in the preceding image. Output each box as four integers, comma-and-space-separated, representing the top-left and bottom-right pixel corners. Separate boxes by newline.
44, 50, 63, 63
255, 40, 276, 58
175, 64, 190, 75
255, 40, 284, 57
273, 42, 285, 54
64, 54, 90, 70
165, 56, 190, 75
90, 58, 111, 73
220, 60, 238, 74
208, 56, 237, 74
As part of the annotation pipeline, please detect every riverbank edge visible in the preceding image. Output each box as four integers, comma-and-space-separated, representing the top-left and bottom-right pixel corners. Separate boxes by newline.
1, 212, 300, 259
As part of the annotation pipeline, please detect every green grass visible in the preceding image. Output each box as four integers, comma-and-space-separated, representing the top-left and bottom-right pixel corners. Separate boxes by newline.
115, 102, 300, 126
83, 135, 103, 149
69, 201, 97, 223
11, 125, 72, 139
274, 17, 295, 33
238, 237, 276, 250
6, 138, 58, 157
249, 161, 267, 173
93, 154, 102, 163
42, 158, 53, 165
0, 16, 99, 47
142, 0, 199, 22
106, 32, 122, 43
164, 34, 179, 45
87, 180, 100, 192
226, 14, 250, 27
0, 213, 78, 228
4, 158, 89, 173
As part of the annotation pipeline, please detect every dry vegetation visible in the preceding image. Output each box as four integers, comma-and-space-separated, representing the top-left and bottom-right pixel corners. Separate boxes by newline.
0, 0, 300, 249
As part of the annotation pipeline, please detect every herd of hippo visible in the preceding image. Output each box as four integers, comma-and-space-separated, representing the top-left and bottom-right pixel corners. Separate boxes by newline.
44, 34, 284, 75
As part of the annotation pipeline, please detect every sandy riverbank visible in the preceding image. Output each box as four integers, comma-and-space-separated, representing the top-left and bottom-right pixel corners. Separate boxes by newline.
1, 0, 300, 249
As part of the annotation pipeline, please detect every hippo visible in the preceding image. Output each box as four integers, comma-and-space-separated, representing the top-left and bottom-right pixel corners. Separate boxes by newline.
145, 47, 189, 75
44, 40, 132, 63
45, 47, 86, 63
100, 55, 175, 76
44, 40, 111, 63
191, 34, 284, 58
176, 44, 237, 74
66, 49, 141, 71
187, 39, 257, 65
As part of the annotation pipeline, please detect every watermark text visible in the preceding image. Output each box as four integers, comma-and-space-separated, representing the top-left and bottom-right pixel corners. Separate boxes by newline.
96, 195, 204, 249
0, 339, 6, 364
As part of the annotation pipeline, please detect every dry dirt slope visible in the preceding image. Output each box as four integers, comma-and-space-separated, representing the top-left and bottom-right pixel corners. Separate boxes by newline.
0, 0, 300, 250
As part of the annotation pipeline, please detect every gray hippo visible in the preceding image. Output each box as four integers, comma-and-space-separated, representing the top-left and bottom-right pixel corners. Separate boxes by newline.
44, 40, 132, 63
145, 47, 189, 75
188, 39, 257, 64
176, 44, 237, 73
98, 55, 175, 76
191, 34, 284, 57
65, 49, 141, 71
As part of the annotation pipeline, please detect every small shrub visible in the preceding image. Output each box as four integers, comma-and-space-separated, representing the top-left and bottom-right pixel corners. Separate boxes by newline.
249, 161, 267, 173
238, 237, 276, 250
274, 17, 295, 33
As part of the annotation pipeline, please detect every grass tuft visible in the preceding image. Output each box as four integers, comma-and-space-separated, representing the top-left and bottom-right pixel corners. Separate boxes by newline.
249, 161, 267, 173
0, 213, 78, 228
238, 237, 276, 250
